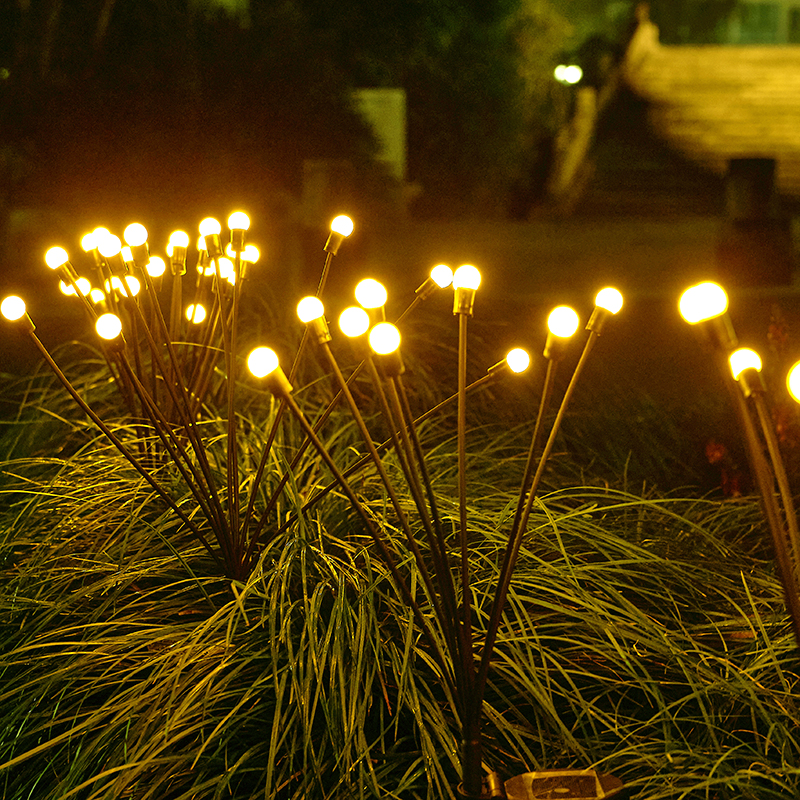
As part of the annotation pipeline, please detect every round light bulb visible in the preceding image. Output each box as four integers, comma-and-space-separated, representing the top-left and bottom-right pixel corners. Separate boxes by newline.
59, 280, 76, 296
81, 232, 97, 252
92, 228, 112, 250
169, 230, 190, 249
297, 296, 325, 323
228, 211, 250, 231
595, 287, 623, 314
199, 218, 221, 237
248, 346, 279, 378
1, 295, 26, 321
124, 275, 141, 296
506, 348, 531, 374
355, 278, 388, 309
146, 256, 166, 277
225, 243, 236, 258
679, 281, 728, 324
216, 257, 234, 280
123, 223, 148, 247
104, 276, 125, 295
369, 322, 401, 355
430, 264, 454, 288
339, 306, 370, 337
788, 361, 800, 403
330, 215, 354, 237
121, 246, 134, 263
548, 306, 580, 338
89, 288, 105, 304
730, 348, 762, 380
95, 313, 122, 340
453, 264, 481, 291
242, 245, 260, 263
98, 235, 122, 259
186, 303, 207, 324
45, 247, 69, 270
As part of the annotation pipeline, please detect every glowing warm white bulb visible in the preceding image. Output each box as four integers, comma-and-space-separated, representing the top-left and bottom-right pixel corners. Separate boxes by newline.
730, 348, 762, 380
199, 218, 221, 237
242, 245, 259, 263
81, 233, 97, 252
59, 280, 76, 296
355, 278, 388, 309
679, 281, 728, 324
506, 348, 531, 373
330, 215, 354, 236
123, 223, 148, 247
453, 264, 481, 291
228, 211, 250, 231
788, 361, 800, 403
297, 296, 325, 323
225, 243, 236, 258
430, 264, 453, 288
98, 235, 122, 259
169, 230, 190, 249
369, 322, 401, 355
95, 313, 122, 340
595, 287, 623, 314
89, 288, 105, 304
1, 295, 26, 321
186, 303, 207, 324
45, 247, 69, 269
92, 227, 111, 250
146, 256, 166, 277
124, 275, 141, 296
548, 306, 580, 338
339, 306, 370, 337
104, 276, 125, 295
216, 257, 234, 280
248, 346, 279, 378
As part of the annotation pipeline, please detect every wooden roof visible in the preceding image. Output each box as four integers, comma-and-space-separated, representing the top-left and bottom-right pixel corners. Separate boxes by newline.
623, 14, 800, 195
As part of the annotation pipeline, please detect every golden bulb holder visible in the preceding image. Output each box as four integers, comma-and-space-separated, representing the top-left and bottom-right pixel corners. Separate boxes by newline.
310, 317, 332, 344
264, 366, 293, 398
543, 331, 570, 361
737, 368, 766, 398
415, 276, 437, 300
129, 242, 150, 268
453, 286, 476, 316
230, 229, 246, 252
170, 247, 187, 276
586, 306, 611, 334
324, 230, 345, 255
205, 232, 223, 258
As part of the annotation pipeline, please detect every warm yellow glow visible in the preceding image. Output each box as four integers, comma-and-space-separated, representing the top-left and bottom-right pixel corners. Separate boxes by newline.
216, 257, 234, 280
146, 256, 166, 277
95, 313, 122, 340
679, 281, 728, 324
369, 322, 401, 355
355, 278, 388, 309
92, 227, 111, 250
81, 232, 97, 252
98, 235, 122, 259
45, 247, 69, 269
59, 277, 91, 296
330, 215, 354, 236
198, 235, 207, 252
89, 288, 105, 304
788, 361, 800, 404
169, 230, 190, 249
225, 243, 236, 258
123, 223, 148, 247
1, 295, 26, 321
228, 211, 250, 231
555, 64, 583, 84
124, 275, 141, 297
59, 280, 76, 296
186, 303, 207, 324
453, 264, 481, 291
247, 346, 279, 378
199, 218, 221, 237
430, 264, 453, 288
730, 348, 762, 380
242, 244, 260, 263
297, 296, 325, 323
339, 306, 370, 337
506, 348, 531, 373
104, 277, 124, 295
595, 287, 623, 314
548, 306, 580, 338
122, 247, 134, 264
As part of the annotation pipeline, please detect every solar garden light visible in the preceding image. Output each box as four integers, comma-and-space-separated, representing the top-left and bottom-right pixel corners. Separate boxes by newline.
355, 277, 388, 324
323, 213, 354, 255
679, 280, 737, 351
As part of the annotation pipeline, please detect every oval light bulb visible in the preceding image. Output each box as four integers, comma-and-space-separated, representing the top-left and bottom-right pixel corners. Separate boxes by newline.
548, 306, 580, 338
369, 322, 401, 355
297, 296, 325, 323
98, 235, 122, 259
339, 306, 370, 337
169, 230, 190, 249
242, 245, 260, 263
730, 348, 762, 380
430, 264, 454, 288
453, 264, 481, 291
679, 281, 728, 324
89, 288, 105, 304
595, 287, 623, 314
216, 257, 234, 280
330, 215, 354, 236
788, 361, 800, 403
81, 232, 97, 252
355, 278, 388, 309
124, 275, 141, 296
228, 211, 250, 231
123, 223, 148, 247
506, 348, 531, 374
186, 303, 207, 324
199, 218, 221, 237
146, 256, 166, 277
92, 227, 112, 250
45, 247, 69, 269
59, 280, 76, 296
95, 313, 122, 340
1, 295, 26, 321
248, 346, 279, 378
